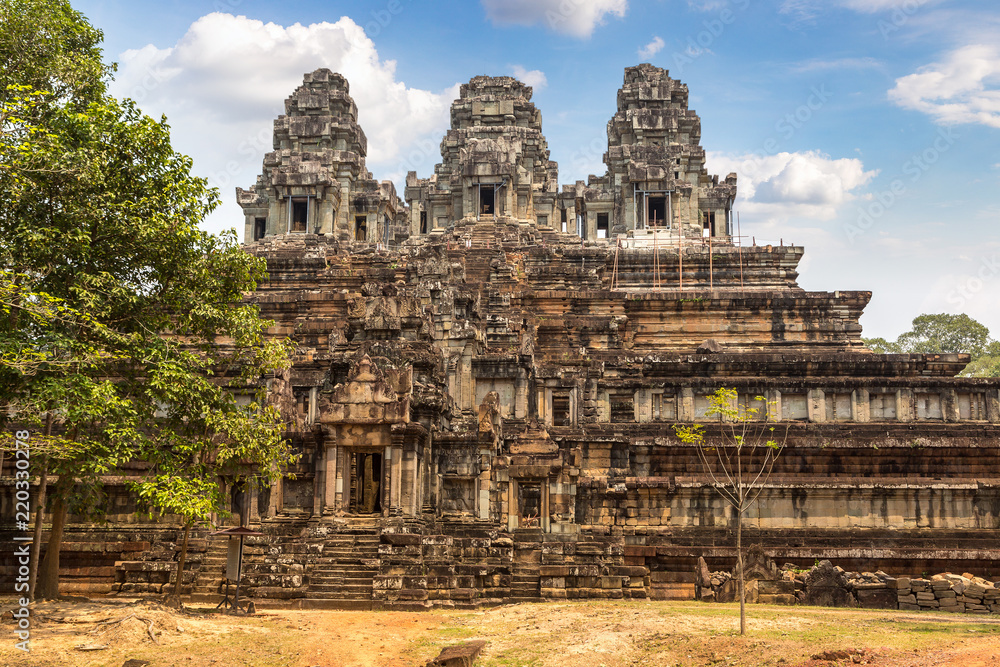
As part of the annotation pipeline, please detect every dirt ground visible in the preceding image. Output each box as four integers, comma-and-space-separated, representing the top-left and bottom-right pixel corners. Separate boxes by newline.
2, 597, 1000, 667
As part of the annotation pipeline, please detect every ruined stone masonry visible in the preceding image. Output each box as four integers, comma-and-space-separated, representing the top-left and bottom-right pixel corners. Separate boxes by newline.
3, 65, 1000, 609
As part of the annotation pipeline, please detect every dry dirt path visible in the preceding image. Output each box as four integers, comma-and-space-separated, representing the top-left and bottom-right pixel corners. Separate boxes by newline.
2, 598, 1000, 666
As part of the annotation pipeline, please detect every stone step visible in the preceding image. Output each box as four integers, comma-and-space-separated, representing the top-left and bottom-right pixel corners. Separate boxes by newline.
310, 576, 377, 586
313, 567, 376, 573
305, 591, 374, 601
327, 535, 380, 541
311, 572, 375, 580
313, 560, 379, 568
299, 598, 373, 610
317, 549, 379, 556
309, 581, 372, 595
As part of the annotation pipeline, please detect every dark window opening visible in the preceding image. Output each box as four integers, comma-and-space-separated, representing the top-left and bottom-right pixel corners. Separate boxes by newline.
610, 441, 630, 469
355, 216, 367, 242
253, 217, 266, 241
517, 481, 541, 527
647, 196, 667, 228
420, 210, 427, 234
561, 208, 568, 223
230, 482, 247, 525
597, 212, 610, 239
703, 211, 714, 238
291, 200, 308, 232
294, 389, 309, 421
350, 452, 382, 514
552, 392, 571, 426
610, 390, 635, 423
480, 185, 495, 216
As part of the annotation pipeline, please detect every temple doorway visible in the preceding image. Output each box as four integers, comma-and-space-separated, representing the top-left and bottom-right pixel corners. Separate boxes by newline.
647, 196, 667, 228
517, 481, 541, 528
479, 184, 496, 217
350, 452, 383, 514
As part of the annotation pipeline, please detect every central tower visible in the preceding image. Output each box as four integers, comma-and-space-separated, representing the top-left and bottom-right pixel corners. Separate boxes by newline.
405, 76, 560, 234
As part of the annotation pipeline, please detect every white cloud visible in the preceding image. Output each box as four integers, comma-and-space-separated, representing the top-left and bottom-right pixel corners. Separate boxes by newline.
481, 0, 627, 38
111, 13, 460, 235
779, 0, 938, 22
685, 0, 728, 10
638, 36, 665, 60
839, 0, 937, 13
510, 65, 548, 91
707, 150, 878, 221
790, 57, 884, 73
889, 45, 1000, 129
778, 0, 821, 24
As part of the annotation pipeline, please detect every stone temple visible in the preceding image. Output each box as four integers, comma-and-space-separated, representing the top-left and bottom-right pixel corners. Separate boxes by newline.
9, 65, 1000, 608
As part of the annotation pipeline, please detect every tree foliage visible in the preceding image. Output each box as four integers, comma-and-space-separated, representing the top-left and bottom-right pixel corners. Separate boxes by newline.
863, 313, 999, 377
0, 0, 296, 599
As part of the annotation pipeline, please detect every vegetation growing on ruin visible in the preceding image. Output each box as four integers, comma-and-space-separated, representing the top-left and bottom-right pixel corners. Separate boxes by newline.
0, 0, 296, 601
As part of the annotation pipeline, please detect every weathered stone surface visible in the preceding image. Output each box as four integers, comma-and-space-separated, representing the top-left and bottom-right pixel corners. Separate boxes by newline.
6, 65, 1000, 614
856, 588, 897, 609
426, 641, 487, 667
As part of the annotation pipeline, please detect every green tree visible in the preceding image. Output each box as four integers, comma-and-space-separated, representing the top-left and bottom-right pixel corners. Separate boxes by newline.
0, 0, 295, 601
861, 337, 900, 354
896, 313, 990, 357
961, 340, 1000, 378
674, 388, 786, 636
864, 313, 999, 377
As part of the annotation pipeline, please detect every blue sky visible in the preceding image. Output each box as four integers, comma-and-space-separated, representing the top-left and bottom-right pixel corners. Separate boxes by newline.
74, 0, 1000, 340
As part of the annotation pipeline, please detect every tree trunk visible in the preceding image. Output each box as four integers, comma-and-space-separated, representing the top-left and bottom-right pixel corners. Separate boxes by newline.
737, 511, 745, 635
168, 522, 192, 609
28, 457, 48, 600
36, 483, 67, 600
28, 413, 52, 600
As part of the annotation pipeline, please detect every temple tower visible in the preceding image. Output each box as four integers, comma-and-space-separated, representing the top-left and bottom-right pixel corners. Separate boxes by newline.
238, 68, 404, 245
405, 76, 560, 234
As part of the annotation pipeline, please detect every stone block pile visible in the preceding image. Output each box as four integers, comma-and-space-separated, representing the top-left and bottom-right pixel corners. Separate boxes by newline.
697, 559, 1000, 615
895, 573, 1000, 614
374, 526, 515, 608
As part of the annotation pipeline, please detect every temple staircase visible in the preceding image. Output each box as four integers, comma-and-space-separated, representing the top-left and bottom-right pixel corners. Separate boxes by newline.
302, 519, 381, 609
509, 528, 543, 603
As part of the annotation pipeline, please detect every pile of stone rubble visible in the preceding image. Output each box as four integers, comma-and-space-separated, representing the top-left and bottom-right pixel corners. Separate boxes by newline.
894, 573, 1000, 613
701, 556, 1000, 613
